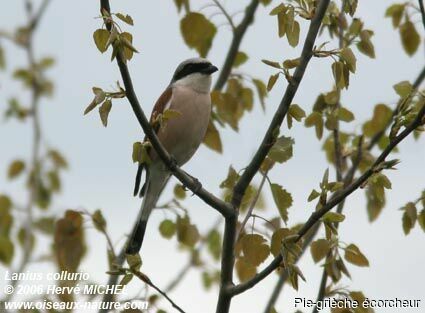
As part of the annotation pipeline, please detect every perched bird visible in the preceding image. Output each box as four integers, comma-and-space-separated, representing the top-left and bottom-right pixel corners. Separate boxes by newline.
126, 58, 218, 255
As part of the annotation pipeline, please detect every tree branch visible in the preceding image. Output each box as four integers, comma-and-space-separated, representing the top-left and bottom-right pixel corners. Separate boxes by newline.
98, 1, 233, 218
212, 0, 236, 32
215, 1, 332, 309
131, 270, 187, 313
231, 103, 425, 295
236, 170, 268, 240
367, 65, 425, 150
418, 0, 425, 31
213, 0, 260, 91
231, 0, 331, 209
1, 0, 51, 305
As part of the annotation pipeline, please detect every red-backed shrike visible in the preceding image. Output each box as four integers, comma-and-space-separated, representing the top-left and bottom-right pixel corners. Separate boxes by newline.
126, 58, 218, 255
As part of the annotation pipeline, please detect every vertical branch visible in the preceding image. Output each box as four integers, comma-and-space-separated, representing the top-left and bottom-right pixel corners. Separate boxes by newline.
311, 7, 346, 310
215, 1, 332, 312
232, 0, 332, 208
1, 0, 51, 304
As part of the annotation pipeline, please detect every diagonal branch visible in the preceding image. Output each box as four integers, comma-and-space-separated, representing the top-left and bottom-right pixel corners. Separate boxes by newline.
231, 102, 425, 295
213, 0, 260, 91
99, 1, 233, 218
367, 66, 425, 150
418, 0, 425, 31
131, 270, 187, 313
231, 0, 332, 209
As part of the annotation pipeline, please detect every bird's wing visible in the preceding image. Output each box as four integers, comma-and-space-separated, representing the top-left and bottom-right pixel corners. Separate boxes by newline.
146, 87, 173, 138
134, 87, 173, 197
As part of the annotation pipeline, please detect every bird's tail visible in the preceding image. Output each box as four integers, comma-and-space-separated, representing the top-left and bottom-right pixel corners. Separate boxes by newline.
126, 165, 169, 255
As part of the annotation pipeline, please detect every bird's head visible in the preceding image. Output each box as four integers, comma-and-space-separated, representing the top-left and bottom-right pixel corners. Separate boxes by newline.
170, 58, 218, 93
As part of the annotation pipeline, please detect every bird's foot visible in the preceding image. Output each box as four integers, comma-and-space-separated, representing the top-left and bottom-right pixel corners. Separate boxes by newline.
168, 155, 178, 171
191, 176, 202, 195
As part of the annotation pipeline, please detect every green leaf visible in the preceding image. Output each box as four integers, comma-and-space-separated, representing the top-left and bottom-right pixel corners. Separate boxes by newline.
233, 51, 248, 67
287, 21, 300, 47
308, 189, 320, 202
34, 217, 55, 235
203, 120, 223, 153
322, 212, 346, 223
288, 104, 306, 121
0, 236, 14, 265
393, 81, 413, 98
0, 45, 5, 70
115, 13, 134, 26
253, 79, 267, 109
176, 216, 200, 247
207, 230, 221, 260
305, 112, 324, 139
268, 136, 294, 164
92, 209, 107, 232
418, 209, 425, 232
93, 29, 110, 53
173, 0, 190, 12
277, 11, 287, 38
8, 160, 25, 179
180, 13, 216, 57
159, 220, 176, 239
310, 239, 330, 263
270, 184, 293, 223
344, 244, 369, 267
340, 47, 356, 73
385, 4, 405, 28
99, 99, 112, 127
126, 253, 142, 270
338, 107, 355, 122
120, 32, 138, 61
402, 202, 417, 235
332, 61, 346, 89
270, 3, 286, 15
363, 104, 393, 137
241, 234, 270, 266
399, 20, 420, 56
173, 184, 186, 200
261, 59, 282, 69
220, 166, 239, 189
120, 273, 133, 286
357, 30, 375, 58
267, 73, 279, 91
162, 109, 182, 121
235, 258, 256, 282
283, 58, 300, 69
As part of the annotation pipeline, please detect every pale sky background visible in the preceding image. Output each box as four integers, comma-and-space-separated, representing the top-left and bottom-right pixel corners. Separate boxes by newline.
0, 0, 424, 313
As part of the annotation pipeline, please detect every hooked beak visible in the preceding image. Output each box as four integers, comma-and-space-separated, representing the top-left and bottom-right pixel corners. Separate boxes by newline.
202, 64, 219, 75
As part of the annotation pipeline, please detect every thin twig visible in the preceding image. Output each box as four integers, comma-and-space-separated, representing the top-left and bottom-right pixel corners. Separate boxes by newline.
131, 270, 187, 313
213, 0, 260, 91
1, 0, 51, 305
212, 0, 236, 32
236, 170, 268, 240
367, 66, 425, 150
